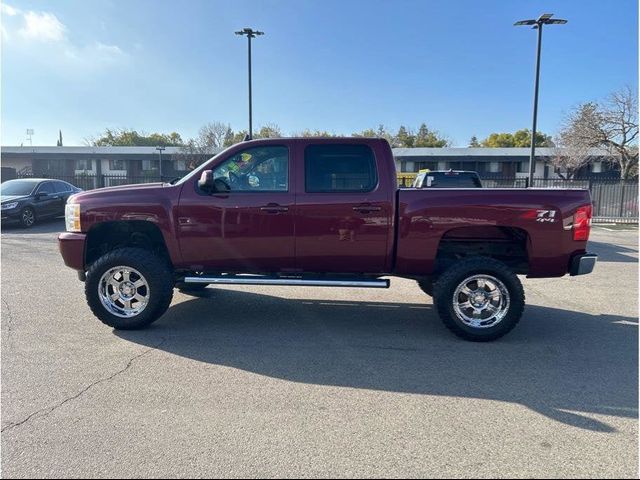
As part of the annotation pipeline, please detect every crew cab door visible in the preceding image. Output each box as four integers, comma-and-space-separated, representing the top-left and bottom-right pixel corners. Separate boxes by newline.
177, 144, 295, 272
294, 142, 394, 273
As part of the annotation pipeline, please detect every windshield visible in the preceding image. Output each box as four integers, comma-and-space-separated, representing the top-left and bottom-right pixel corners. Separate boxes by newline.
0, 180, 38, 196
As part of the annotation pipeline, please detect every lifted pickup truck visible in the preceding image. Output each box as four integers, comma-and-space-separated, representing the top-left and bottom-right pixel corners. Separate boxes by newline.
59, 138, 596, 341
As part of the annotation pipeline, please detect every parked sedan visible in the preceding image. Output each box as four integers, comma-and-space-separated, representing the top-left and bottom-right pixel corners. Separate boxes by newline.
1, 179, 82, 228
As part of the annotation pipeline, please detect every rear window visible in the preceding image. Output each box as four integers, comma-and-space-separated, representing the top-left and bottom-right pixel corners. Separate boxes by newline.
305, 144, 377, 192
54, 181, 72, 193
421, 173, 481, 188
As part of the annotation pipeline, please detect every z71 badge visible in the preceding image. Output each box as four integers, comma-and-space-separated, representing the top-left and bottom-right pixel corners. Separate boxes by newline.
536, 210, 557, 222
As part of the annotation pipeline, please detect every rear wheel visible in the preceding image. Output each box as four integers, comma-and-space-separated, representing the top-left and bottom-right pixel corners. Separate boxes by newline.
85, 248, 173, 329
21, 207, 36, 228
417, 277, 434, 297
433, 257, 525, 341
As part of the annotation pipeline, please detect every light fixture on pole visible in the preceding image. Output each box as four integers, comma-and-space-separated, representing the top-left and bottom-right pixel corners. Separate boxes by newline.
514, 13, 567, 186
26, 129, 34, 147
235, 27, 264, 140
155, 146, 166, 180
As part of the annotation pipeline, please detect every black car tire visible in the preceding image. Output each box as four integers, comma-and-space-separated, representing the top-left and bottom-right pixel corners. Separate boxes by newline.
433, 256, 525, 342
21, 207, 36, 228
85, 248, 174, 330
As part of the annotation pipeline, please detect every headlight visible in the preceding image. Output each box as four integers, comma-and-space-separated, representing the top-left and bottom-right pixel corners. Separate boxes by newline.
1, 202, 19, 210
65, 203, 81, 232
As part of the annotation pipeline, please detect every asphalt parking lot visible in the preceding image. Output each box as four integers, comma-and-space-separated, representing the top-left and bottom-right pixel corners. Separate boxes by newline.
1, 219, 638, 478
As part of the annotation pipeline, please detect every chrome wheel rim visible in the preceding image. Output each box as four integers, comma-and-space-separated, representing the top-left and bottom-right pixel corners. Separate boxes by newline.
22, 209, 34, 226
452, 274, 510, 329
98, 266, 150, 318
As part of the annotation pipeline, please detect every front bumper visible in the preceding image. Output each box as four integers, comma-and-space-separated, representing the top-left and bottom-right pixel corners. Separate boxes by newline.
569, 253, 597, 276
58, 232, 86, 271
1, 208, 22, 223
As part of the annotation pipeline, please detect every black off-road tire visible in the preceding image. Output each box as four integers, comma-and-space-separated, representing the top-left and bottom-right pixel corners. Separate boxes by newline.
433, 256, 525, 342
85, 248, 174, 330
418, 277, 434, 297
21, 207, 36, 228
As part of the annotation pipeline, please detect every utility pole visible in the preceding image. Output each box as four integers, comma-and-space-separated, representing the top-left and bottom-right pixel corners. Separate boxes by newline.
156, 146, 166, 180
235, 27, 264, 140
514, 13, 567, 186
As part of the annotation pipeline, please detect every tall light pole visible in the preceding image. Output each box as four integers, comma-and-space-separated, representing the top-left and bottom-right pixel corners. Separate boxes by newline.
514, 13, 567, 186
235, 27, 264, 140
156, 146, 166, 180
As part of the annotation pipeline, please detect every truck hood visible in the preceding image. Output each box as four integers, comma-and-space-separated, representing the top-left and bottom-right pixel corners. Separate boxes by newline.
70, 182, 166, 202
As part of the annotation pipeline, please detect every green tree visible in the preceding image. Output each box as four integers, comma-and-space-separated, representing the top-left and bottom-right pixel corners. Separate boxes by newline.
480, 129, 553, 148
90, 128, 184, 147
413, 123, 449, 147
255, 123, 283, 139
396, 126, 415, 147
468, 135, 480, 147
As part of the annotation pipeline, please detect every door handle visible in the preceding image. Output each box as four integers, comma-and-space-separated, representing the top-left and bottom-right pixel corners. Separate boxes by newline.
260, 204, 289, 213
352, 204, 382, 214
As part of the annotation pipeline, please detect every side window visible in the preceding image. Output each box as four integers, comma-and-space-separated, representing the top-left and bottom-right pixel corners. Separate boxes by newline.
37, 182, 55, 194
54, 181, 71, 193
212, 146, 288, 192
305, 144, 377, 192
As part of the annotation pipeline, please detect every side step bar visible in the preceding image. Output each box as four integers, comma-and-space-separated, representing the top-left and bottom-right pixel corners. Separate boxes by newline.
183, 275, 390, 289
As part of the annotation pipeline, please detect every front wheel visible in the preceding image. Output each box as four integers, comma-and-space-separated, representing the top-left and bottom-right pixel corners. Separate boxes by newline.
433, 257, 525, 342
85, 248, 174, 329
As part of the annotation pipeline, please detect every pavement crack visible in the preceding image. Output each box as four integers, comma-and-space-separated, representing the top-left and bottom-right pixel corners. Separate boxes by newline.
1, 338, 165, 434
2, 298, 14, 341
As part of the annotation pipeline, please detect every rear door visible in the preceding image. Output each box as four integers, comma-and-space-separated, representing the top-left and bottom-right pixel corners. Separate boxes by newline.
294, 142, 393, 274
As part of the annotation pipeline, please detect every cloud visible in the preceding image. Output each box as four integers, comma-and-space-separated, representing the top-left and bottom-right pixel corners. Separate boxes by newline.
1, 3, 21, 16
19, 11, 66, 42
3, 5, 129, 72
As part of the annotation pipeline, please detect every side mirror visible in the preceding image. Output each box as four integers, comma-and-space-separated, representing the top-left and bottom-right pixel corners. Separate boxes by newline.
198, 170, 214, 193
198, 170, 231, 194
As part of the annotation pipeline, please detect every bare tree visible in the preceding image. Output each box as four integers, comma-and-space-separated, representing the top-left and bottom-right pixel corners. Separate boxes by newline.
197, 122, 232, 149
555, 87, 638, 179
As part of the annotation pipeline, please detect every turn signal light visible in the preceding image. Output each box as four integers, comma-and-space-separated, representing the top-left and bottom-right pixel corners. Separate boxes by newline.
573, 204, 592, 241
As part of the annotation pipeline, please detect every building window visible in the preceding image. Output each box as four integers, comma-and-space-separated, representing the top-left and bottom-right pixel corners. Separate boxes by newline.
76, 159, 92, 170
175, 159, 187, 171
109, 159, 125, 170
488, 162, 500, 173
142, 159, 157, 171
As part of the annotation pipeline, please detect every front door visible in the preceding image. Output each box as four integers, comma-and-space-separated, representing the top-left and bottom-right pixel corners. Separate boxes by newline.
177, 144, 295, 272
294, 142, 393, 274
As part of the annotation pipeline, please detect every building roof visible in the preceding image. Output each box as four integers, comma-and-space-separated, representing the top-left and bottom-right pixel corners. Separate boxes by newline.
1, 146, 217, 155
392, 147, 612, 157
0, 145, 614, 158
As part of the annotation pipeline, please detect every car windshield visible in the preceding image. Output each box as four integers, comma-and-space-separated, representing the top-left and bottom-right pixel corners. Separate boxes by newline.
0, 180, 38, 196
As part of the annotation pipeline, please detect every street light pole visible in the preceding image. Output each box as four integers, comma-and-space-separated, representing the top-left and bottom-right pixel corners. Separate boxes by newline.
156, 146, 166, 180
514, 13, 567, 186
235, 27, 264, 140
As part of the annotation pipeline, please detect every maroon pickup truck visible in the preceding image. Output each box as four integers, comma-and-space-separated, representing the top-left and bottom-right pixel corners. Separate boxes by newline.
58, 138, 596, 341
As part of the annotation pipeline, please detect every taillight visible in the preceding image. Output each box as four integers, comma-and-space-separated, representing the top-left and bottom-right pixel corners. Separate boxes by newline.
573, 204, 592, 241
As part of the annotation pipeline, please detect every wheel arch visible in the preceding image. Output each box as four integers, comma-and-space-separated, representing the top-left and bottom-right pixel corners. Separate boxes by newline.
85, 220, 174, 269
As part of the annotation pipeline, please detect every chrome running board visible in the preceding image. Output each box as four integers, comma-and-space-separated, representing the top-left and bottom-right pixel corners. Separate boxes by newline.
183, 275, 390, 288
